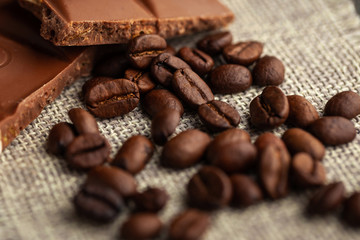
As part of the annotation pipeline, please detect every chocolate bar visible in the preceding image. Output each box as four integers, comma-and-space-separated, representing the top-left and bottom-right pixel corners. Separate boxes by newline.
0, 1, 94, 153
20, 0, 234, 46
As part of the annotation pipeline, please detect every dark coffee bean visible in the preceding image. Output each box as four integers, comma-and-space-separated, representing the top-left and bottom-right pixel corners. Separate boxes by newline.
187, 166, 232, 209
169, 209, 210, 240
164, 45, 176, 55
120, 213, 163, 240
308, 116, 356, 146
124, 69, 156, 94
143, 89, 184, 117
230, 174, 263, 207
131, 187, 169, 212
287, 95, 319, 128
223, 41, 263, 66
47, 122, 75, 156
250, 86, 289, 129
210, 64, 252, 94
291, 153, 326, 188
198, 100, 240, 132
92, 54, 129, 78
254, 132, 286, 155
161, 129, 211, 169
324, 91, 360, 119
259, 144, 290, 199
66, 133, 110, 169
172, 68, 214, 108
253, 56, 285, 86
209, 128, 251, 147
282, 128, 325, 161
151, 53, 190, 87
83, 77, 140, 118
68, 108, 99, 135
151, 109, 181, 146
307, 182, 345, 214
197, 31, 233, 55
127, 34, 167, 69
112, 135, 154, 175
342, 192, 360, 227
178, 47, 214, 76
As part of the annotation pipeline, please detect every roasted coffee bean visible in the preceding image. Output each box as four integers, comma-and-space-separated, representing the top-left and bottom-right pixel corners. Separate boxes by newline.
187, 166, 232, 209
324, 91, 360, 119
307, 182, 345, 214
151, 53, 190, 87
252, 56, 285, 86
131, 187, 169, 212
282, 128, 325, 161
172, 68, 214, 108
112, 135, 154, 175
127, 34, 167, 69
83, 77, 140, 118
197, 31, 233, 55
291, 153, 326, 188
223, 41, 263, 66
259, 144, 290, 199
161, 129, 211, 169
47, 122, 76, 156
198, 100, 241, 132
169, 209, 210, 240
308, 116, 356, 146
250, 86, 289, 129
151, 109, 181, 145
209, 128, 251, 147
143, 89, 184, 117
210, 64, 252, 94
178, 46, 214, 76
342, 192, 360, 227
230, 174, 263, 207
287, 95, 319, 128
120, 213, 162, 240
254, 132, 286, 155
68, 108, 99, 135
92, 54, 129, 78
124, 69, 156, 94
164, 45, 177, 55
66, 133, 111, 169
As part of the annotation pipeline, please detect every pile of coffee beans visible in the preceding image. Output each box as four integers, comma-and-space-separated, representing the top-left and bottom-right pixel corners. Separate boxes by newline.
47, 31, 360, 239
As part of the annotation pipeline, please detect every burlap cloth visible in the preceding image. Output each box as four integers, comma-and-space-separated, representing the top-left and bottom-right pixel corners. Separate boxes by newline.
1, 0, 360, 239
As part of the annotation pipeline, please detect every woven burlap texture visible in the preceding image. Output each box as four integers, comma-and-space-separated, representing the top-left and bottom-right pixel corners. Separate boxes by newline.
1, 0, 360, 239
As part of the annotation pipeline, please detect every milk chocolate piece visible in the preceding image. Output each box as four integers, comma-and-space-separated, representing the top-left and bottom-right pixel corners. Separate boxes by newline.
36, 0, 234, 46
0, 1, 94, 153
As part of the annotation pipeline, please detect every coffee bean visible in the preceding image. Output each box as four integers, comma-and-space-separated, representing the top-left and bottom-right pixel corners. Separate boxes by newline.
308, 116, 356, 146
291, 153, 326, 188
127, 34, 167, 69
254, 132, 286, 155
198, 100, 241, 132
230, 174, 263, 207
252, 56, 285, 86
47, 122, 75, 156
151, 53, 190, 87
197, 31, 233, 55
92, 54, 129, 78
112, 135, 154, 175
131, 187, 169, 212
324, 91, 360, 119
307, 182, 345, 214
210, 64, 252, 94
124, 69, 156, 94
282, 128, 325, 161
250, 86, 289, 129
161, 129, 211, 169
187, 166, 232, 209
287, 95, 319, 128
342, 192, 360, 227
209, 128, 251, 147
151, 109, 181, 145
223, 41, 263, 66
164, 45, 176, 55
68, 108, 99, 135
172, 68, 214, 108
178, 46, 214, 76
120, 213, 163, 240
83, 77, 140, 118
66, 133, 111, 169
143, 89, 184, 117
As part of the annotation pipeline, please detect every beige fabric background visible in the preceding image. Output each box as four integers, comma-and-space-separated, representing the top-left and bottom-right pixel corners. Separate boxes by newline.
1, 0, 360, 239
